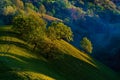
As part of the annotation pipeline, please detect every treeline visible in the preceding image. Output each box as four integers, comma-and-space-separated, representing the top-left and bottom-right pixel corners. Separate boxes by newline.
0, 0, 118, 25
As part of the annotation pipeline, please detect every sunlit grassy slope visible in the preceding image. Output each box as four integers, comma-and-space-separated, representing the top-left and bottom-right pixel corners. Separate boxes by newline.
0, 26, 119, 80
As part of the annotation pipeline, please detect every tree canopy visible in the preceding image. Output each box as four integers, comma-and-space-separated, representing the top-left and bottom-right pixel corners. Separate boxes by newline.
80, 37, 93, 53
48, 22, 73, 41
12, 13, 46, 44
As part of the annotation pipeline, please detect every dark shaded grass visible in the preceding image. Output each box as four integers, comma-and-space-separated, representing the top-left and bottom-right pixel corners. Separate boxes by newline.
0, 40, 32, 52
50, 54, 119, 80
0, 52, 64, 80
0, 31, 18, 37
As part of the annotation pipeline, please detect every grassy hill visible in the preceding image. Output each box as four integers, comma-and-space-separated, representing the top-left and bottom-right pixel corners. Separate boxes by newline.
0, 26, 119, 80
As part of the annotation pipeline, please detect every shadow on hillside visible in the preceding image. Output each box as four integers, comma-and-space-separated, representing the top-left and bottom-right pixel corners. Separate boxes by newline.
0, 60, 12, 72
0, 51, 98, 80
0, 31, 27, 43
0, 53, 26, 80
50, 53, 119, 80
0, 40, 33, 52
0, 50, 119, 80
0, 52, 60, 80
1, 51, 97, 80
0, 31, 19, 38
50, 54, 100, 80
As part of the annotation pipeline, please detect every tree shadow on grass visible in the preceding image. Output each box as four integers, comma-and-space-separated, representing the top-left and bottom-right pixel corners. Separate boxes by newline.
0, 31, 27, 44
0, 31, 19, 38
0, 51, 100, 80
0, 51, 119, 80
0, 52, 60, 80
0, 40, 33, 53
0, 71, 25, 80
0, 54, 27, 80
50, 53, 119, 80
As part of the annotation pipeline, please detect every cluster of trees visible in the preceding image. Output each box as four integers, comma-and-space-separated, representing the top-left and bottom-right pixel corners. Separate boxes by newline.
12, 12, 93, 59
0, 0, 45, 25
12, 12, 73, 59
0, 0, 24, 25
0, 0, 118, 25
0, 0, 94, 59
0, 0, 94, 58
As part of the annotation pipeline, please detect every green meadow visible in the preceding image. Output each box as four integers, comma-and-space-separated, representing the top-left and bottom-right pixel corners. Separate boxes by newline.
0, 26, 119, 80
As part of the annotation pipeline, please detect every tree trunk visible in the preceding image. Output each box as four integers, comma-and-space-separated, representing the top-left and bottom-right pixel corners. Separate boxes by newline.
33, 43, 37, 51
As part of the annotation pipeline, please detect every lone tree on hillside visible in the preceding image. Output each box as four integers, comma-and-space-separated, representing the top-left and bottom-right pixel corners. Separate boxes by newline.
80, 37, 93, 53
47, 22, 73, 41
12, 13, 46, 50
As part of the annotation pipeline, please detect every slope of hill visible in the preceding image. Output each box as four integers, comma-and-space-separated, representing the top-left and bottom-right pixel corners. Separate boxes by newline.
0, 0, 120, 79
0, 26, 119, 80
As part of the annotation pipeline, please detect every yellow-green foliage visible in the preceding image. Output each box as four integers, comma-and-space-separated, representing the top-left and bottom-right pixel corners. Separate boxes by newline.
3, 6, 16, 15
80, 37, 93, 53
39, 4, 46, 14
13, 0, 24, 9
48, 22, 73, 41
37, 38, 64, 59
12, 14, 46, 43
12, 13, 73, 59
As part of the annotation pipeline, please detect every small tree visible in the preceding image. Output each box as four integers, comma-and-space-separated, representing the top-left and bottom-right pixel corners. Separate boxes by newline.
3, 6, 16, 16
0, 0, 12, 15
13, 0, 24, 9
47, 22, 73, 41
39, 4, 46, 14
80, 37, 93, 53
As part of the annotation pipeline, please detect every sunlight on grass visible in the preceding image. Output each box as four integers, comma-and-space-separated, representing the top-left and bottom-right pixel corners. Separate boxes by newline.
17, 71, 55, 80
0, 54, 27, 63
54, 40, 97, 67
0, 36, 26, 44
10, 46, 37, 59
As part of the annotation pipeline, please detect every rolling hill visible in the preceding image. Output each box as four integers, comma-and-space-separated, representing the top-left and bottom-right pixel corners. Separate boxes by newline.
0, 0, 120, 71
0, 26, 119, 80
